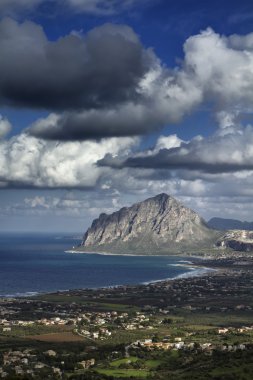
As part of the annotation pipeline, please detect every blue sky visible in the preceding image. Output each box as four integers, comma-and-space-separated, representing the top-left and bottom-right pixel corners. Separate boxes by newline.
1, 0, 253, 232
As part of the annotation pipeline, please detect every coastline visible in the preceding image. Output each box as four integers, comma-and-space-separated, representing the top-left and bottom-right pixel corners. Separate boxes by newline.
0, 258, 217, 299
65, 249, 207, 259
65, 249, 183, 256
141, 266, 217, 285
64, 250, 219, 284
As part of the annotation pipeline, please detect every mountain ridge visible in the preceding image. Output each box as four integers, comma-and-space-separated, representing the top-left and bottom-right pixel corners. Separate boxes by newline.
208, 217, 253, 231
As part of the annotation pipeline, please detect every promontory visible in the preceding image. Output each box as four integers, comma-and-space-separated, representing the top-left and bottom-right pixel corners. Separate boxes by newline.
75, 193, 221, 255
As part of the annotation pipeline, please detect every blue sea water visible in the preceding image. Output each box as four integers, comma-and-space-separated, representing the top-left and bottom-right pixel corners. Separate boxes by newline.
0, 233, 206, 297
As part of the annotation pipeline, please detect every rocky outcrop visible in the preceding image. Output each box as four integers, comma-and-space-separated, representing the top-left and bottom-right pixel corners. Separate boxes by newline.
79, 193, 219, 254
216, 230, 253, 252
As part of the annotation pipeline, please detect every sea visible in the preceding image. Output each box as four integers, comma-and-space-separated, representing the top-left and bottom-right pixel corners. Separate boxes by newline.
0, 233, 211, 297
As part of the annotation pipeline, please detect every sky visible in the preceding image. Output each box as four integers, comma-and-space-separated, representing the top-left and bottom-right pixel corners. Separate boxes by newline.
1, 0, 253, 232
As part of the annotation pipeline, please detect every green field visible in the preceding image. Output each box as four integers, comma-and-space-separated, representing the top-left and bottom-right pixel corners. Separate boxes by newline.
110, 357, 139, 367
96, 368, 149, 378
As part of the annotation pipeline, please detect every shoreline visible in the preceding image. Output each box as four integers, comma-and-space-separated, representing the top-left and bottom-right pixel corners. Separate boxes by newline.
0, 258, 217, 299
141, 266, 217, 285
65, 249, 186, 257
65, 249, 207, 259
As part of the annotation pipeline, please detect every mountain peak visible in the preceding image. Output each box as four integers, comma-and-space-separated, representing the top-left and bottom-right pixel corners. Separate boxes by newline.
150, 192, 170, 203
153, 192, 169, 199
80, 193, 218, 255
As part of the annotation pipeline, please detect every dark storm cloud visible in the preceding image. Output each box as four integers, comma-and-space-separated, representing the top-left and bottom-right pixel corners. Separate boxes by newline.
99, 150, 253, 174
98, 128, 253, 174
5, 24, 253, 143
119, 152, 253, 173
27, 103, 167, 140
28, 28, 253, 142
0, 18, 150, 110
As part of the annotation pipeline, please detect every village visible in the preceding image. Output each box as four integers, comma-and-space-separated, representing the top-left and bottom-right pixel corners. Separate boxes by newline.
0, 260, 253, 379
0, 328, 252, 379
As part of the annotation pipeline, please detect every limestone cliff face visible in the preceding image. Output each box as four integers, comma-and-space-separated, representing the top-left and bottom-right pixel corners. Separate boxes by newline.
216, 230, 253, 252
80, 193, 218, 254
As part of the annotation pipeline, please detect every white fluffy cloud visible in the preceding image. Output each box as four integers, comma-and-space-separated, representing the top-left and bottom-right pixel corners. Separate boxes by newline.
2, 15, 253, 141
153, 134, 184, 152
3, 26, 253, 224
183, 28, 253, 111
0, 115, 11, 138
0, 133, 137, 188
2, 22, 253, 142
27, 27, 253, 141
95, 118, 253, 223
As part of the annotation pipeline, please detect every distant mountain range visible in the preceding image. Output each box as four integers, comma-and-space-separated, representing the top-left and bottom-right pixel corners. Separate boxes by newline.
208, 218, 253, 231
77, 193, 220, 255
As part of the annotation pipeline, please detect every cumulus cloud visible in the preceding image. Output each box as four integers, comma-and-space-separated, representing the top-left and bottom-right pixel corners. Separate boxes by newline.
23, 195, 91, 217
99, 126, 253, 174
0, 115, 12, 139
27, 27, 253, 140
27, 46, 203, 140
96, 161, 253, 220
0, 19, 150, 111
154, 134, 184, 151
0, 133, 137, 188
2, 22, 253, 213
22, 193, 127, 217
1, 21, 253, 142
28, 106, 154, 140
28, 102, 168, 140
183, 28, 253, 110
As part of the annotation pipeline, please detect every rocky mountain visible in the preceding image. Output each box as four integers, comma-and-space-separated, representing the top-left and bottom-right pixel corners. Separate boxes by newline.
208, 217, 253, 231
78, 193, 220, 255
216, 230, 253, 252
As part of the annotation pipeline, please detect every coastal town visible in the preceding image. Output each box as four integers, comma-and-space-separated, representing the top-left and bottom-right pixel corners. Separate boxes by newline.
0, 256, 253, 379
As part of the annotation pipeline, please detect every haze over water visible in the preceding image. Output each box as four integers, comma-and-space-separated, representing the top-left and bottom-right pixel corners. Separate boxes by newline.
0, 233, 207, 297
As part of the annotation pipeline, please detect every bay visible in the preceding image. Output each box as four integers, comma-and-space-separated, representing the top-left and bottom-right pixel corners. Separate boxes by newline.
0, 233, 205, 297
